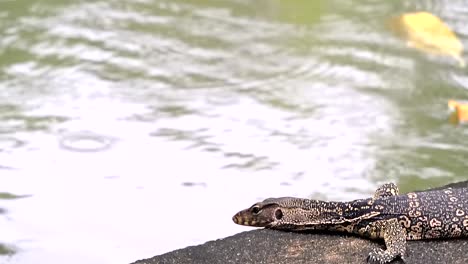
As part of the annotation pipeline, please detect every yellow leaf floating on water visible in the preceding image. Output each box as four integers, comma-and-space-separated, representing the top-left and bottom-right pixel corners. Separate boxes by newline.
448, 100, 468, 124
389, 12, 465, 67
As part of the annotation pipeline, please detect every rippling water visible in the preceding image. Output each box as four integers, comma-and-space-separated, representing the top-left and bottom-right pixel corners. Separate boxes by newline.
0, 0, 467, 263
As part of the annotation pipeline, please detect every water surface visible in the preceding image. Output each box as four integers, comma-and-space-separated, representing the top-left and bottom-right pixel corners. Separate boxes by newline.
0, 0, 467, 263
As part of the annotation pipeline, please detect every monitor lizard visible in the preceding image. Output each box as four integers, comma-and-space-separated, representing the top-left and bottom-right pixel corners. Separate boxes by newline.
232, 181, 468, 263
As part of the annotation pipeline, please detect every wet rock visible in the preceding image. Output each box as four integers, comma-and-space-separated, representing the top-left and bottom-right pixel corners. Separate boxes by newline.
131, 229, 468, 264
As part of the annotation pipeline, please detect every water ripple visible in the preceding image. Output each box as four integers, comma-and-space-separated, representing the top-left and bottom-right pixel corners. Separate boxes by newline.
59, 131, 115, 152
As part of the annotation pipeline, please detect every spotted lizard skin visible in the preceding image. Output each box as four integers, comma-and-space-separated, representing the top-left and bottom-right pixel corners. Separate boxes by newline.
232, 181, 468, 263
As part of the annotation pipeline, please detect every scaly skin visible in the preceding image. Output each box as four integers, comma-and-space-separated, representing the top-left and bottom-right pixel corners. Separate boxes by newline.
232, 181, 468, 263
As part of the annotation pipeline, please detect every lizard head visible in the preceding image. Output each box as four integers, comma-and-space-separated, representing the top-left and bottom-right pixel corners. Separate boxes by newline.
232, 200, 284, 227
233, 197, 346, 229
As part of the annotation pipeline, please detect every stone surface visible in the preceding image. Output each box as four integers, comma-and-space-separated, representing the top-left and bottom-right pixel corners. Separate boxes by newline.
131, 229, 468, 264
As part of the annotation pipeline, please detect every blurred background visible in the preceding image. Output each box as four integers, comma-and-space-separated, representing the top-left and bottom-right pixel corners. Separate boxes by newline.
0, 0, 468, 263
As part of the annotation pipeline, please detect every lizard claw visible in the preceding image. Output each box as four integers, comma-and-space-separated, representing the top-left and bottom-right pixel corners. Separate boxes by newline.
367, 248, 396, 264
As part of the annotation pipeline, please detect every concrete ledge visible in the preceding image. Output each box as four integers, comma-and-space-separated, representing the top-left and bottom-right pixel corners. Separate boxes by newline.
131, 229, 468, 264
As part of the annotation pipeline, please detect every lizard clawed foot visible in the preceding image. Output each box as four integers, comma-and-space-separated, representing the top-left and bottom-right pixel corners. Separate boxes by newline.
367, 248, 399, 264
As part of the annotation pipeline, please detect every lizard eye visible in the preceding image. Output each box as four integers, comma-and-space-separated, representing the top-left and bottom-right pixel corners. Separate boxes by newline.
251, 206, 261, 214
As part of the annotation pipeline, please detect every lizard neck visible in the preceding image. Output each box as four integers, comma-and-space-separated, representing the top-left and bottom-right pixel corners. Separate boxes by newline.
314, 198, 376, 219
278, 197, 377, 229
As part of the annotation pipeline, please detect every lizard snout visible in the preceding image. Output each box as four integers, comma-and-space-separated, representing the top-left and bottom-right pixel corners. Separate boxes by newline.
232, 211, 254, 226
232, 214, 240, 224
232, 209, 271, 227
232, 212, 246, 225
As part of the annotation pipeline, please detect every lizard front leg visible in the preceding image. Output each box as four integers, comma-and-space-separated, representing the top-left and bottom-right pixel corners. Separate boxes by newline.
373, 183, 399, 199
367, 218, 407, 263
368, 183, 399, 206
